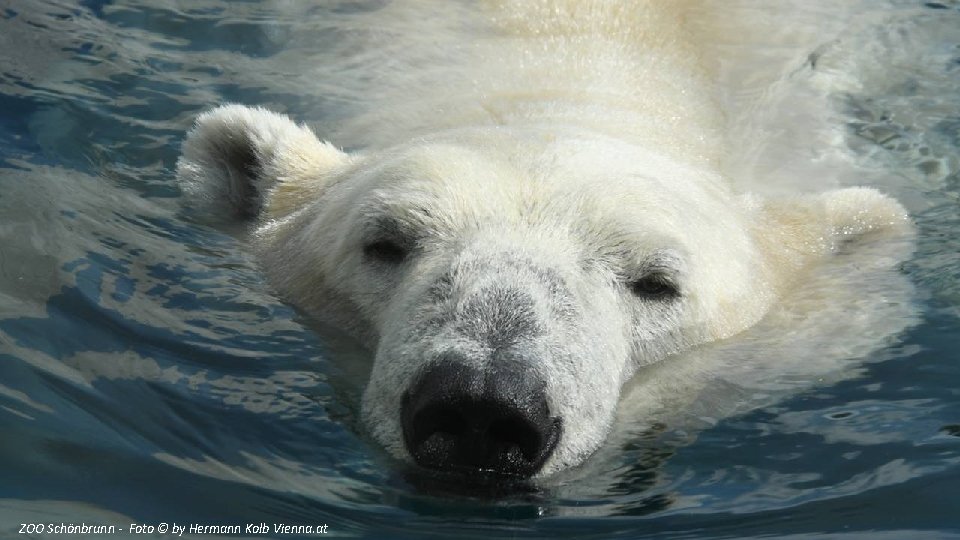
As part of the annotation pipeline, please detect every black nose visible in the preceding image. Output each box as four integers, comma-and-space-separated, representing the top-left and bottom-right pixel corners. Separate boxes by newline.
401, 361, 562, 478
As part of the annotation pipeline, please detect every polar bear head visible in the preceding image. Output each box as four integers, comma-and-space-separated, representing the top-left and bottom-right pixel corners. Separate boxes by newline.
178, 105, 911, 479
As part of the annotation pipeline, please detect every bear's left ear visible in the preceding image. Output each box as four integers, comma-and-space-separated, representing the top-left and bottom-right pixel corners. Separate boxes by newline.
750, 187, 913, 277
177, 104, 352, 223
815, 187, 912, 241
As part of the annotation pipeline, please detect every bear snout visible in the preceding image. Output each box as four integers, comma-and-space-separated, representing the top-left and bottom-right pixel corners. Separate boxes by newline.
400, 360, 562, 479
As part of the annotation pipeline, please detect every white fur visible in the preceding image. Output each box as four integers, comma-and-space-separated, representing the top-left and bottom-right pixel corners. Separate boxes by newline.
176, 1, 913, 476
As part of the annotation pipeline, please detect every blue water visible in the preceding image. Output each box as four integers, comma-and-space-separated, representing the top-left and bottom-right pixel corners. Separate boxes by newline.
1, 2, 960, 539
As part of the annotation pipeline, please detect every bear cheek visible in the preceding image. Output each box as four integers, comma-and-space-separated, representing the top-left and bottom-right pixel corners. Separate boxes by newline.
544, 327, 633, 470
359, 345, 421, 460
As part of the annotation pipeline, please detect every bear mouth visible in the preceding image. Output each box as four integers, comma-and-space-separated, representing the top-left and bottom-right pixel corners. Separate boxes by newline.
399, 461, 548, 499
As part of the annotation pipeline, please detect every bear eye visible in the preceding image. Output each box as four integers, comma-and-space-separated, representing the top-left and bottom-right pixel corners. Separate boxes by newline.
363, 239, 409, 265
629, 274, 679, 300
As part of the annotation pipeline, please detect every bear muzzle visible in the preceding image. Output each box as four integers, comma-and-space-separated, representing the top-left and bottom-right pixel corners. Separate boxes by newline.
400, 360, 562, 479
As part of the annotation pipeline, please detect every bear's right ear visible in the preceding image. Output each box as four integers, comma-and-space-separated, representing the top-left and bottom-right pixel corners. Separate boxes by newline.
176, 104, 351, 223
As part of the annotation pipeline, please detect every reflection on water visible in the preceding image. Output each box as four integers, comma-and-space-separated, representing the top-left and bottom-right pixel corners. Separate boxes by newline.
1, 1, 960, 538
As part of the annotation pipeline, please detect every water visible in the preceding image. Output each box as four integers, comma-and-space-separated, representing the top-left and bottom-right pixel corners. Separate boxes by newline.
1, 1, 959, 538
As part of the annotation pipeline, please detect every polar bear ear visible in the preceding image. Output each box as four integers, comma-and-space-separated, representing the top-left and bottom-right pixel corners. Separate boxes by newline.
753, 187, 913, 274
176, 104, 350, 223
817, 187, 913, 241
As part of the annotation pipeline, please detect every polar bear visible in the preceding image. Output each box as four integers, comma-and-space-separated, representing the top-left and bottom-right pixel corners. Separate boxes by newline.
176, 1, 912, 480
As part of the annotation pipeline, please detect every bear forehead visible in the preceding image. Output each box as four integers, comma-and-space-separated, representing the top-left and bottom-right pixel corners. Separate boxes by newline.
352, 150, 690, 260
354, 136, 719, 227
